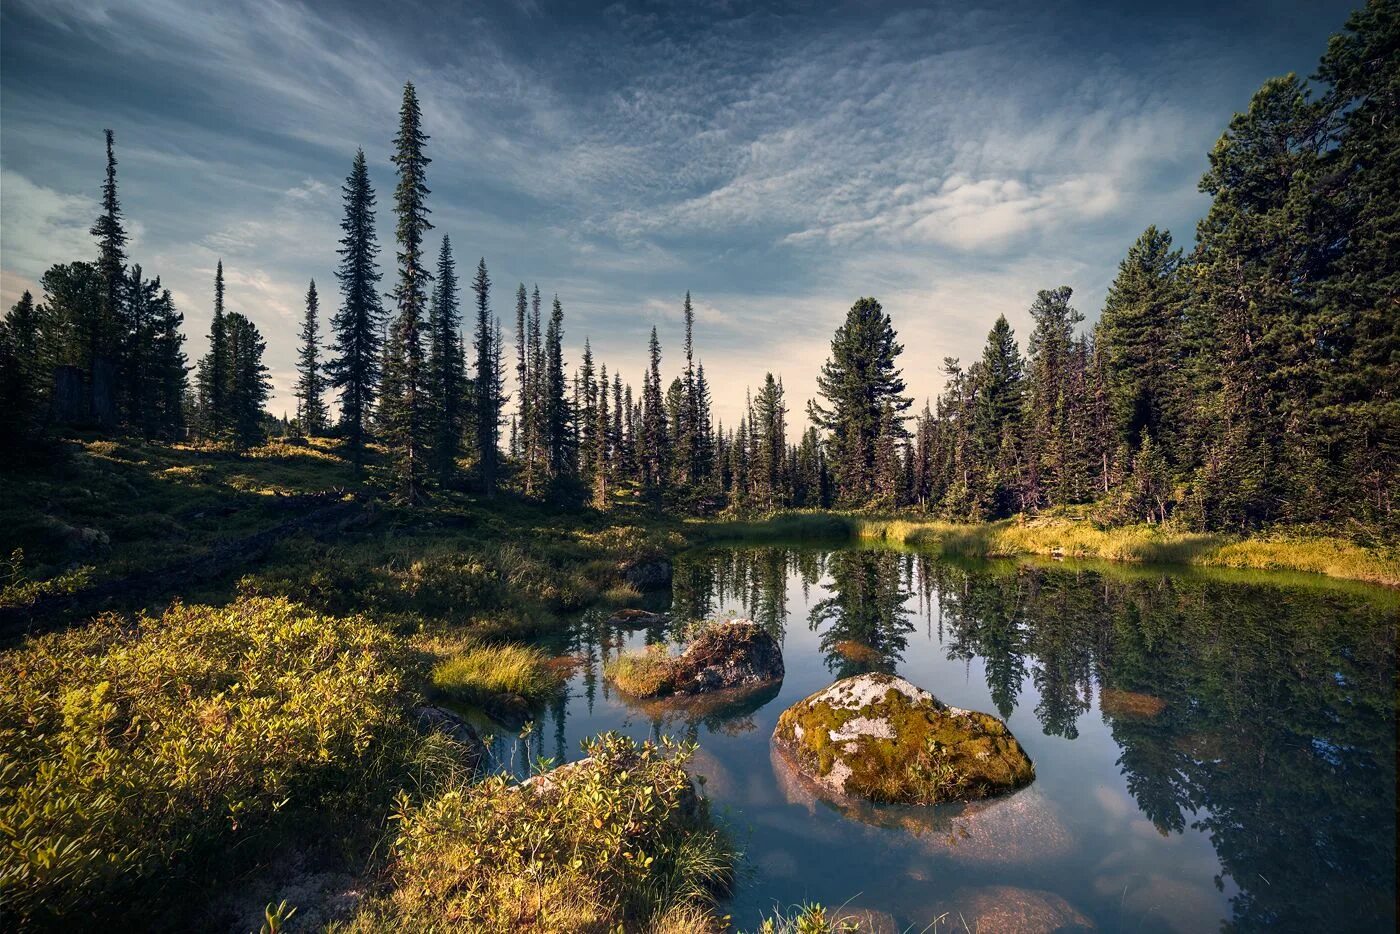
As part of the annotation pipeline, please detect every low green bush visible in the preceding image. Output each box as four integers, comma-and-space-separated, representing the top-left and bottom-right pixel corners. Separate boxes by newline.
340, 733, 734, 932
0, 596, 413, 926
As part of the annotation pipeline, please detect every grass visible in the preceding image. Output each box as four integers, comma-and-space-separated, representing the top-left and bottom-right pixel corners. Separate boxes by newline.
698, 512, 1400, 587
606, 643, 678, 697
430, 640, 565, 706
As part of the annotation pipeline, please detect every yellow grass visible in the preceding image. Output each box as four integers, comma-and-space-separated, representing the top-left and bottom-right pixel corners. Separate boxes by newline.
706, 514, 1400, 587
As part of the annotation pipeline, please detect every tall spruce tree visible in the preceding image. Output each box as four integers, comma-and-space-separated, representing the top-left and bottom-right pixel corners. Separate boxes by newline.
195, 261, 229, 438
379, 82, 434, 503
90, 129, 127, 426
1096, 226, 1185, 460
295, 279, 327, 435
641, 326, 669, 487
1022, 286, 1083, 509
427, 236, 463, 485
471, 258, 503, 495
328, 148, 385, 472
971, 315, 1025, 516
809, 297, 911, 505
226, 311, 270, 448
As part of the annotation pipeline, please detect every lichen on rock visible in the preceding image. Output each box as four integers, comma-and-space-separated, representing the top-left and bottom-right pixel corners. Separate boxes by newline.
772, 672, 1034, 805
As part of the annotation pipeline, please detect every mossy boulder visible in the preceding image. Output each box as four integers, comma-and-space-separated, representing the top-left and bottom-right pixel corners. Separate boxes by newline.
607, 620, 783, 697
772, 673, 1034, 804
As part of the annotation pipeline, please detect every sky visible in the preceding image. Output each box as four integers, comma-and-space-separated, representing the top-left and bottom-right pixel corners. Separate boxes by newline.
0, 0, 1360, 427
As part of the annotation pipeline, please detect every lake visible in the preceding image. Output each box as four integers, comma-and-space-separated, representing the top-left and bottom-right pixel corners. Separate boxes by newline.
481, 544, 1397, 932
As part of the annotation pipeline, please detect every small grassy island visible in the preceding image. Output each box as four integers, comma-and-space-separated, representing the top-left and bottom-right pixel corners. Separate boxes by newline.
1, 1, 1396, 929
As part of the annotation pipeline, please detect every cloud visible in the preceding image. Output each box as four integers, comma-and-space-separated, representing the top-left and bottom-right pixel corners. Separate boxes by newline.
0, 169, 97, 287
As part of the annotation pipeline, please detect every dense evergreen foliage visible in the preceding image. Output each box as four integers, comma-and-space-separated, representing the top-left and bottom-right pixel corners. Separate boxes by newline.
3, 4, 1394, 535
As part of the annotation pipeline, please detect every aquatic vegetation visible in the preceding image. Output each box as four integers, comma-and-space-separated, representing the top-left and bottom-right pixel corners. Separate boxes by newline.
430, 640, 566, 705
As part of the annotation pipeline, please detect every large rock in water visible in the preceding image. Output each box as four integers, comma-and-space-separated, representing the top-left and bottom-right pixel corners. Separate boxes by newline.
772, 673, 1033, 804
611, 619, 784, 697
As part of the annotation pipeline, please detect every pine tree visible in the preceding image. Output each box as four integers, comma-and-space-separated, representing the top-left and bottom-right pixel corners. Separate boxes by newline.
225, 311, 270, 448
468, 258, 504, 495
641, 327, 668, 487
90, 128, 127, 426
809, 297, 911, 505
1, 292, 43, 442
544, 296, 571, 478
675, 291, 698, 484
1097, 226, 1186, 460
751, 373, 787, 510
971, 314, 1025, 516
328, 149, 385, 472
1022, 286, 1083, 509
427, 237, 463, 485
379, 82, 434, 503
195, 261, 230, 439
295, 279, 327, 436
149, 283, 187, 439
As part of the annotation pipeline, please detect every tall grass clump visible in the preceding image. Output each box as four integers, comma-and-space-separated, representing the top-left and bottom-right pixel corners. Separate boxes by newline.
340, 733, 734, 932
605, 644, 677, 697
0, 596, 412, 926
430, 641, 565, 705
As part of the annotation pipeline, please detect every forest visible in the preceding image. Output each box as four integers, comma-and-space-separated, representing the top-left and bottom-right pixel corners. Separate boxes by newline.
3, 0, 1396, 536
0, 1, 1396, 932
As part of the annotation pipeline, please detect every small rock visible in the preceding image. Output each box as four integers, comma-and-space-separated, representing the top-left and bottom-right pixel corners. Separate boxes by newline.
953, 885, 1095, 933
414, 704, 487, 773
610, 619, 784, 698
607, 608, 670, 628
772, 673, 1034, 805
621, 556, 672, 591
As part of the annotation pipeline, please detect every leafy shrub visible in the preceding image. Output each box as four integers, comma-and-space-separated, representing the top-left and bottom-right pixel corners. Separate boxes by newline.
0, 596, 412, 925
341, 733, 733, 932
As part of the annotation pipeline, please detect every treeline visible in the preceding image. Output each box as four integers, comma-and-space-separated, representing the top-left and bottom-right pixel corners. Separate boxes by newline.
2, 2, 1394, 533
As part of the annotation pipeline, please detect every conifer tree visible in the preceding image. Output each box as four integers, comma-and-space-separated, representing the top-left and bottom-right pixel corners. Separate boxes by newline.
195, 261, 230, 438
1022, 286, 1083, 509
226, 311, 270, 448
1096, 226, 1186, 460
295, 280, 327, 435
1, 292, 43, 442
544, 296, 571, 478
90, 129, 127, 425
379, 82, 434, 503
809, 297, 910, 505
751, 373, 787, 510
427, 237, 463, 485
470, 258, 504, 495
971, 315, 1025, 516
328, 148, 385, 472
641, 327, 668, 487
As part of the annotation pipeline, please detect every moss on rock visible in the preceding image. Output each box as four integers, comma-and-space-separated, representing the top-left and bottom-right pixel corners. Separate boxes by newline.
772, 673, 1034, 805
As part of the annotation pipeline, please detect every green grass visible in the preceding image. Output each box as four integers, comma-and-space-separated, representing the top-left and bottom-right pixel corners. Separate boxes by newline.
430, 640, 565, 705
605, 643, 678, 696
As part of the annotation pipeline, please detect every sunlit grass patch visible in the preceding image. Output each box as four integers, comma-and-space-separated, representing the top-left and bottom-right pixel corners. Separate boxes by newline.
605, 643, 676, 696
430, 641, 566, 705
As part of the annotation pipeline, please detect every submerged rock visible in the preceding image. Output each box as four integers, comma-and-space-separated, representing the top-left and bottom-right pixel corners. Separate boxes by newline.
621, 556, 673, 591
952, 885, 1095, 933
1099, 688, 1166, 719
772, 673, 1034, 805
608, 619, 784, 697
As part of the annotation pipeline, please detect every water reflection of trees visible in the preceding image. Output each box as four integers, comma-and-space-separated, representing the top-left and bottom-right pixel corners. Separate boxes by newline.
548, 547, 1395, 930
931, 560, 1397, 931
807, 549, 914, 677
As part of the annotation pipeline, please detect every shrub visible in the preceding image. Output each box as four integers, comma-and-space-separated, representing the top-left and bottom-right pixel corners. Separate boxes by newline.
0, 596, 412, 925
341, 733, 734, 932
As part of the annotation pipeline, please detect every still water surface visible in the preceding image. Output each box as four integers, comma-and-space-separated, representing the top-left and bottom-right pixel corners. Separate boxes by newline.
483, 545, 1396, 931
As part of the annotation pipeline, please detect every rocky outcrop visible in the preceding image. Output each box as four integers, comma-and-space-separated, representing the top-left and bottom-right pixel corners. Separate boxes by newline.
621, 556, 672, 591
609, 619, 784, 698
772, 673, 1033, 805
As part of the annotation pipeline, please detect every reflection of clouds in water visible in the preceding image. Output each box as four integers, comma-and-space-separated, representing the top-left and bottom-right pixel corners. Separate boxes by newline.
1093, 873, 1223, 934
945, 885, 1094, 933
769, 743, 1073, 867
